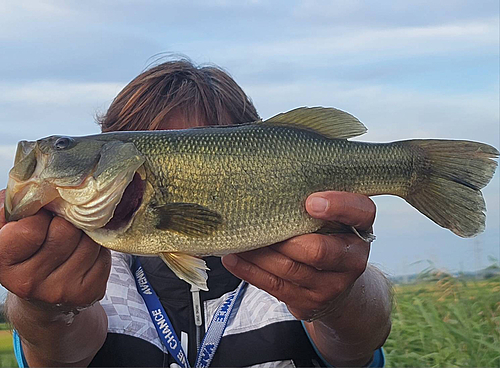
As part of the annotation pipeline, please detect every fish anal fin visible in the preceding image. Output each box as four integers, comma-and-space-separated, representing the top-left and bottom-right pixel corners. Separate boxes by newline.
263, 107, 367, 139
155, 203, 222, 237
159, 252, 209, 291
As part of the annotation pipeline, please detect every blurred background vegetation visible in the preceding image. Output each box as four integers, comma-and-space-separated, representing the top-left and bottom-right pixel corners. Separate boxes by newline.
0, 263, 499, 367
385, 265, 500, 367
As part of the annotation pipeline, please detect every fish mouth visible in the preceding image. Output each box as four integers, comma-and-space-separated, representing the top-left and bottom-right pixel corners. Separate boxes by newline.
4, 179, 58, 222
5, 144, 58, 222
103, 172, 145, 231
6, 168, 146, 232
6, 167, 146, 232
5, 138, 147, 232
6, 149, 147, 233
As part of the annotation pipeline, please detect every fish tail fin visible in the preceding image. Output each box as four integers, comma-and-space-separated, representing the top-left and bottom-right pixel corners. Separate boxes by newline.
404, 140, 498, 238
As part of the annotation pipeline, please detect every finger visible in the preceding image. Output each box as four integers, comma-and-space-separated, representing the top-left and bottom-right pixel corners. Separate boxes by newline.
33, 246, 110, 307
26, 216, 83, 277
80, 247, 112, 303
0, 189, 6, 227
306, 191, 376, 230
0, 209, 53, 265
51, 234, 103, 279
82, 247, 111, 285
222, 254, 319, 311
272, 233, 370, 273
236, 247, 325, 289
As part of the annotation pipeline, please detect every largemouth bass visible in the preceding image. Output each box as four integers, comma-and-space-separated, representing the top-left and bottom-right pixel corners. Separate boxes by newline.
5, 107, 498, 290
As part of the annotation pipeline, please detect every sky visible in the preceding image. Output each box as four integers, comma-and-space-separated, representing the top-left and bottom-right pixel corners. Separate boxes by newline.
0, 1, 498, 292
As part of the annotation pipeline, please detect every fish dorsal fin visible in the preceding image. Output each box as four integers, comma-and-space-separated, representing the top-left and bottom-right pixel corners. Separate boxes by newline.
263, 107, 367, 139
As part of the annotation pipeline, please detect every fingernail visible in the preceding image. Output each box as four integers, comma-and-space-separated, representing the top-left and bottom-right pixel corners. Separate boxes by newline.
222, 254, 238, 268
308, 197, 329, 214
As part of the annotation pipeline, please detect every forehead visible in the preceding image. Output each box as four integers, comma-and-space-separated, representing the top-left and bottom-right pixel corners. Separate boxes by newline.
156, 110, 207, 130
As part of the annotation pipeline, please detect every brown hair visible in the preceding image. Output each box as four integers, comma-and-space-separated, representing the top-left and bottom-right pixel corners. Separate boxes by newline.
98, 59, 260, 132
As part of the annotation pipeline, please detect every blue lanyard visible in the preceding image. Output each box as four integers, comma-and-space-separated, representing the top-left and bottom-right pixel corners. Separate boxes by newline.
132, 258, 247, 368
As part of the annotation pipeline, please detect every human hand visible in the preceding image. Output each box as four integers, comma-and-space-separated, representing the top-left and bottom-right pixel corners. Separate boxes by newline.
0, 189, 111, 311
222, 191, 375, 321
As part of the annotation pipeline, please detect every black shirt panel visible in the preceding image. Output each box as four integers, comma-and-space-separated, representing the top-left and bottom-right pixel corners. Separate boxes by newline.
140, 256, 241, 300
90, 333, 167, 367
139, 256, 242, 365
92, 255, 326, 367
139, 256, 196, 365
212, 320, 325, 367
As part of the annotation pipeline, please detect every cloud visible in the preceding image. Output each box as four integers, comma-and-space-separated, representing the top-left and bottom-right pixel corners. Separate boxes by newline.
246, 80, 499, 145
0, 0, 497, 276
0, 0, 71, 20
0, 81, 124, 105
210, 18, 498, 78
291, 0, 499, 27
0, 1, 73, 40
0, 81, 121, 149
0, 145, 16, 163
1, 2, 497, 85
0, 144, 16, 187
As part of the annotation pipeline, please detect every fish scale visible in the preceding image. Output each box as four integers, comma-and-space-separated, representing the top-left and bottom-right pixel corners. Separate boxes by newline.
117, 128, 418, 256
5, 107, 498, 290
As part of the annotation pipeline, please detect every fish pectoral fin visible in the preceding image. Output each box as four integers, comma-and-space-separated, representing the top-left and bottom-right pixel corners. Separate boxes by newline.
263, 107, 367, 139
317, 221, 376, 243
159, 252, 209, 291
155, 203, 222, 237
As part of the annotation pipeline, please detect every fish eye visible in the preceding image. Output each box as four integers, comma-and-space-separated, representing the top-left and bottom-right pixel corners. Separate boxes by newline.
54, 137, 74, 150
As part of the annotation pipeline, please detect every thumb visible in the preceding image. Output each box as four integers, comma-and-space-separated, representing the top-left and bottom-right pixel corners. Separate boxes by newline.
306, 191, 376, 230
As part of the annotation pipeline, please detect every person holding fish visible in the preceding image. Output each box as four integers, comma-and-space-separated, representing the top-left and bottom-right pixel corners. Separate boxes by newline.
1, 58, 496, 367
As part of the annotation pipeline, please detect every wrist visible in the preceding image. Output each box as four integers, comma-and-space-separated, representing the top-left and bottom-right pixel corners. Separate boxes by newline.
7, 293, 108, 366
6, 293, 86, 326
305, 282, 355, 323
7, 293, 60, 325
303, 265, 392, 366
310, 265, 392, 344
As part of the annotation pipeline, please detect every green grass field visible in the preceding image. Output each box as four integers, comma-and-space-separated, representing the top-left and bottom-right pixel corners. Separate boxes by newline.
0, 275, 498, 367
385, 275, 500, 367
0, 329, 16, 368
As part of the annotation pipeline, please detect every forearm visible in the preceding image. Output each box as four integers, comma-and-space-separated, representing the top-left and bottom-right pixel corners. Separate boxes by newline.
6, 293, 108, 367
305, 264, 392, 366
